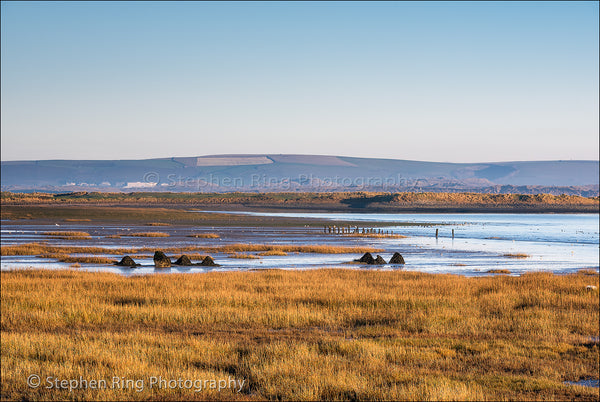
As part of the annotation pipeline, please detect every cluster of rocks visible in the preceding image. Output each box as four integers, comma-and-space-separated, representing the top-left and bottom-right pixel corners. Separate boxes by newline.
171, 253, 218, 267
115, 255, 139, 267
355, 252, 405, 265
115, 251, 219, 268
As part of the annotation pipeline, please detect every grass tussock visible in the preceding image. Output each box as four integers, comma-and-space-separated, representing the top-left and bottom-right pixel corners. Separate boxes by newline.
228, 253, 260, 259
64, 218, 92, 222
503, 253, 530, 259
36, 253, 69, 260
2, 243, 106, 256
43, 231, 91, 237
487, 269, 511, 274
578, 269, 600, 276
188, 233, 220, 239
258, 250, 289, 256
42, 231, 91, 240
57, 256, 117, 264
105, 234, 121, 238
1, 269, 598, 401
123, 232, 170, 238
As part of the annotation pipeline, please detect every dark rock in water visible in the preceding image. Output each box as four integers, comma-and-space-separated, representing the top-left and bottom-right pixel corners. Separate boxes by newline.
355, 252, 375, 264
153, 251, 171, 268
174, 255, 193, 266
374, 255, 387, 265
389, 252, 405, 264
354, 252, 387, 265
200, 255, 219, 266
116, 255, 138, 267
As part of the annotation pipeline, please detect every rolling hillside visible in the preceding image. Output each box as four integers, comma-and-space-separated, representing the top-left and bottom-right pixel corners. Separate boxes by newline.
1, 155, 598, 195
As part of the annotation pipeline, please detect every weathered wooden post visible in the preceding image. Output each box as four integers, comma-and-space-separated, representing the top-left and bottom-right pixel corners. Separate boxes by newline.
435, 229, 439, 238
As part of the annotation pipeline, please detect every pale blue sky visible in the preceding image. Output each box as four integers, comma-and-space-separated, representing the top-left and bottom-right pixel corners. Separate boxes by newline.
1, 1, 598, 162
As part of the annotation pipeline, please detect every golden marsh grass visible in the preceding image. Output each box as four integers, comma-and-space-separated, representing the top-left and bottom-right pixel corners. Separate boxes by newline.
487, 269, 512, 274
257, 250, 289, 256
2, 243, 113, 256
503, 253, 530, 259
59, 256, 117, 264
1, 243, 383, 257
1, 269, 598, 401
42, 231, 92, 240
3, 191, 598, 212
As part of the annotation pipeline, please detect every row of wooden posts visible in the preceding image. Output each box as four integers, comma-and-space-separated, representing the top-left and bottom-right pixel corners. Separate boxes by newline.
323, 226, 455, 238
323, 226, 392, 235
436, 229, 455, 238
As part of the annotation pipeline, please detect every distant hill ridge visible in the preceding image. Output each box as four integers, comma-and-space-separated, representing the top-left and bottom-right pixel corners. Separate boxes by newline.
1, 154, 598, 196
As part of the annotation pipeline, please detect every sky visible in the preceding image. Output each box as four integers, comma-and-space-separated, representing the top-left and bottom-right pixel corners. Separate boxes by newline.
1, 1, 598, 163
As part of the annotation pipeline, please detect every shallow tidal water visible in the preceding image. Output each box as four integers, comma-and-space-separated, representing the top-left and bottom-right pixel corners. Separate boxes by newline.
1, 212, 598, 276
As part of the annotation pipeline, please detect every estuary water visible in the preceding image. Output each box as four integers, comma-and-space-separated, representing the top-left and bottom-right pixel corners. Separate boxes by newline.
1, 212, 598, 276
197, 211, 600, 275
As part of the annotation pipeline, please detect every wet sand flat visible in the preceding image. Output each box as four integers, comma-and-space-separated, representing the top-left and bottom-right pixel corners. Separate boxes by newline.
2, 206, 599, 276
